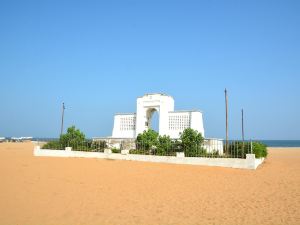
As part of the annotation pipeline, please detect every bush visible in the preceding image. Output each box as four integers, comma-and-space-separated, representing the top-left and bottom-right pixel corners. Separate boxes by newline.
180, 128, 204, 157
129, 149, 149, 155
136, 129, 159, 151
91, 141, 107, 152
133, 128, 206, 156
135, 130, 178, 156
71, 140, 93, 151
59, 126, 86, 149
156, 135, 175, 156
111, 148, 121, 153
226, 141, 268, 158
41, 126, 107, 152
173, 140, 183, 152
227, 142, 250, 158
253, 142, 268, 158
42, 140, 61, 150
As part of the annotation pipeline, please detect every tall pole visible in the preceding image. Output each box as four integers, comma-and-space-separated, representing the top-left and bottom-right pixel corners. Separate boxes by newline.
242, 108, 245, 155
60, 103, 65, 136
225, 89, 228, 154
242, 109, 244, 142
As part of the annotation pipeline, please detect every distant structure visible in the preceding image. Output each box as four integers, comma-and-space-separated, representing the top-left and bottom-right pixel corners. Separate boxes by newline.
11, 137, 32, 142
94, 93, 223, 152
112, 93, 204, 139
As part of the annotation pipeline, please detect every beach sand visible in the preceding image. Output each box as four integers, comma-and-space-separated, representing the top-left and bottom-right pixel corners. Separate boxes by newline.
0, 142, 299, 225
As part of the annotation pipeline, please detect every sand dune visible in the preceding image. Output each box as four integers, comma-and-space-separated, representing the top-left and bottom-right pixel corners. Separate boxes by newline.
0, 142, 299, 225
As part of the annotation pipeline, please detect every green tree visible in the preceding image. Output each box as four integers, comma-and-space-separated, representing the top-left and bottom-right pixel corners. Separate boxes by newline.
59, 126, 86, 148
42, 126, 107, 152
156, 135, 173, 156
252, 142, 268, 158
180, 128, 204, 157
136, 129, 159, 151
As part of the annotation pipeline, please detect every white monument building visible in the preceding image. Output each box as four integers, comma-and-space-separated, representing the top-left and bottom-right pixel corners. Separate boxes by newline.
112, 93, 204, 139
94, 93, 223, 153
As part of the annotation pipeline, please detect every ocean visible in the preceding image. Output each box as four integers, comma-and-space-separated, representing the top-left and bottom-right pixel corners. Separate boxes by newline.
29, 138, 300, 147
255, 140, 300, 147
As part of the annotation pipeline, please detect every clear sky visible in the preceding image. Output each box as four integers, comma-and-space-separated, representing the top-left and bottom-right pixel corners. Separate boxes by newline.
0, 0, 299, 139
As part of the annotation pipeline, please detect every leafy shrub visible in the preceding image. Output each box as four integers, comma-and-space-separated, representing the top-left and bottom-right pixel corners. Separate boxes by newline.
132, 128, 206, 156
42, 141, 62, 150
227, 142, 250, 158
129, 149, 149, 155
111, 148, 121, 153
173, 140, 183, 152
226, 141, 268, 158
156, 135, 175, 156
59, 126, 85, 149
91, 141, 107, 152
41, 126, 107, 152
180, 128, 204, 157
135, 130, 178, 156
252, 142, 268, 158
136, 129, 159, 150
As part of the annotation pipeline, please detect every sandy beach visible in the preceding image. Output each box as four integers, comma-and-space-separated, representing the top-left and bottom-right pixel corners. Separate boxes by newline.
0, 142, 299, 225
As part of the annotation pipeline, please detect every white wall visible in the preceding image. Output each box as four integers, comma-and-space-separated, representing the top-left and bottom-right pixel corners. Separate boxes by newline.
190, 111, 205, 137
167, 111, 205, 139
168, 111, 190, 139
112, 114, 136, 138
203, 139, 223, 154
34, 147, 264, 170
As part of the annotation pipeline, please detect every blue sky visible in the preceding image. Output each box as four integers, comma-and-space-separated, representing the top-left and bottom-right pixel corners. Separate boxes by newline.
0, 0, 299, 139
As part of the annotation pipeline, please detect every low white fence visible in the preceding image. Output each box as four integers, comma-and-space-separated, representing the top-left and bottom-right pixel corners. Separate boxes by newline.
34, 146, 264, 170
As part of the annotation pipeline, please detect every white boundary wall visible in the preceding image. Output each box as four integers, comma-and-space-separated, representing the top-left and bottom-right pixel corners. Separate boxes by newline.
34, 146, 264, 170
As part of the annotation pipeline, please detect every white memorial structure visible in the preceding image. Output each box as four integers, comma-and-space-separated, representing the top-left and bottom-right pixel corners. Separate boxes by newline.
112, 93, 204, 139
94, 93, 223, 153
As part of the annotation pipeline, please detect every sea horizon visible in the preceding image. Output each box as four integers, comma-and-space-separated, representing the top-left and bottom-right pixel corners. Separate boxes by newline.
21, 138, 300, 148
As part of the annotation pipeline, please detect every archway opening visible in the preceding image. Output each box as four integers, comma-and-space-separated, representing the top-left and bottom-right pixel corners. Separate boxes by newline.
150, 110, 159, 132
146, 108, 159, 133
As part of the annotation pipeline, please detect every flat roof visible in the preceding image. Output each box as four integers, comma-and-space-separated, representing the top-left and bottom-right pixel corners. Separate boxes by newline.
169, 110, 202, 113
138, 93, 173, 98
115, 113, 136, 116
114, 110, 203, 115
205, 138, 224, 141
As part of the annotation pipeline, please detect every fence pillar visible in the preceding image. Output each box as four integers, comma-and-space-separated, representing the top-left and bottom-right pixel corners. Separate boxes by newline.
104, 149, 112, 154
246, 154, 256, 169
176, 152, 185, 158
121, 149, 130, 155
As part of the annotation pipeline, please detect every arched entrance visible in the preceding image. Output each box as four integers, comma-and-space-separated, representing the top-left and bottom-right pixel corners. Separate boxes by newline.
135, 93, 175, 137
145, 108, 159, 132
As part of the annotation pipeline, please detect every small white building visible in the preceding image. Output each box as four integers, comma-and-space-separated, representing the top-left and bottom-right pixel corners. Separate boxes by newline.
112, 93, 204, 139
94, 93, 223, 154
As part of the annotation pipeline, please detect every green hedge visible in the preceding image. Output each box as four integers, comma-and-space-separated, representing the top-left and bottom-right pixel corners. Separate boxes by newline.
42, 141, 62, 150
41, 125, 106, 152
111, 148, 121, 153
226, 141, 267, 158
252, 142, 268, 158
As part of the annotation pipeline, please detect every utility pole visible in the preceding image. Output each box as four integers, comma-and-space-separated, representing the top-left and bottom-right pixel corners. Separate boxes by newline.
242, 109, 245, 142
225, 89, 228, 154
242, 109, 245, 154
60, 103, 65, 136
